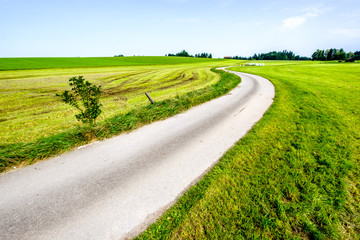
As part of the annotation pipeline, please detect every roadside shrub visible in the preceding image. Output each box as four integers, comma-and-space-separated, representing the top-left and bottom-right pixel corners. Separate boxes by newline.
56, 76, 102, 126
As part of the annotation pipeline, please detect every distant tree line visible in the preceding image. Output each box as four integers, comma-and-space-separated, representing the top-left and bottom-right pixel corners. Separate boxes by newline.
166, 50, 212, 58
114, 54, 124, 57
230, 56, 249, 60
231, 50, 311, 61
311, 48, 360, 61
194, 53, 212, 58
167, 50, 191, 57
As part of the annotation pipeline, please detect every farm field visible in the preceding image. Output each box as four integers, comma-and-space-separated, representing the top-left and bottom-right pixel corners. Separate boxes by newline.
0, 56, 224, 71
137, 61, 360, 239
0, 57, 239, 171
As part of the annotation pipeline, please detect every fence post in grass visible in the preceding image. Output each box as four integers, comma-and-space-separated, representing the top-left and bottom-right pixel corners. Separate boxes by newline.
145, 92, 154, 104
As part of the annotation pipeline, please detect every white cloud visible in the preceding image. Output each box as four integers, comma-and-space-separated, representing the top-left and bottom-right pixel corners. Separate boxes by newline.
329, 28, 360, 38
304, 7, 321, 17
281, 6, 323, 31
282, 16, 307, 30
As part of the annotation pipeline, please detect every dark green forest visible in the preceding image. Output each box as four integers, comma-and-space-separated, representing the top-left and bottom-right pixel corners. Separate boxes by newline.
311, 48, 360, 61
231, 50, 311, 60
166, 49, 360, 61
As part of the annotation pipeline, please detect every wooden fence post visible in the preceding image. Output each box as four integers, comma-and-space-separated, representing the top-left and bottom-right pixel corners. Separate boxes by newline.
145, 92, 154, 104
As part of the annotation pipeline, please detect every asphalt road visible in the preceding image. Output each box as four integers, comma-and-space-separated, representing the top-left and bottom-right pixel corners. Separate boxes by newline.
0, 69, 275, 240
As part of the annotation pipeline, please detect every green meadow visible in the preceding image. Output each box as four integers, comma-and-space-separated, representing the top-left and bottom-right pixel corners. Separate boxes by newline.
0, 56, 223, 71
1, 57, 359, 238
0, 57, 239, 171
137, 61, 360, 239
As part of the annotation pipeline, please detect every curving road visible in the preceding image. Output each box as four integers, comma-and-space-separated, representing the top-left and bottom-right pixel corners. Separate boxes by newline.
0, 69, 275, 240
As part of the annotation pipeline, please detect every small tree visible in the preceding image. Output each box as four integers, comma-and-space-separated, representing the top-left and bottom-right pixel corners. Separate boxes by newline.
56, 76, 102, 126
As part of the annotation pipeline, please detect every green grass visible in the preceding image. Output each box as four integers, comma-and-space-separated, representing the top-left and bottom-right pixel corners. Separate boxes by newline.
0, 61, 237, 144
0, 59, 241, 171
0, 56, 225, 71
136, 61, 360, 239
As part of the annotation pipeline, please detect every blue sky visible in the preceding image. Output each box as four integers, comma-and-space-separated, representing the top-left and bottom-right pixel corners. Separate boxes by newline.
1, 0, 359, 58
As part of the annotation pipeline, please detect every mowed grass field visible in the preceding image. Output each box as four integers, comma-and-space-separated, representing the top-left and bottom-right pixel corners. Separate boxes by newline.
136, 61, 360, 239
0, 57, 239, 171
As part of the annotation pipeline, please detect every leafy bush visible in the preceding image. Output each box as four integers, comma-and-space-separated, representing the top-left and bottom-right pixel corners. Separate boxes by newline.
56, 76, 102, 126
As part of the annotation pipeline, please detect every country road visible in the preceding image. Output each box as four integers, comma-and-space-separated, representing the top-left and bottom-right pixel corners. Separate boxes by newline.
0, 69, 275, 240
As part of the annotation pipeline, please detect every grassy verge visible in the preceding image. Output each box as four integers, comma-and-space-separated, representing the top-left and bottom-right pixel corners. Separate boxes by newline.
135, 62, 360, 239
0, 68, 241, 172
